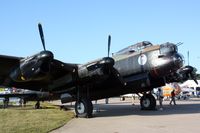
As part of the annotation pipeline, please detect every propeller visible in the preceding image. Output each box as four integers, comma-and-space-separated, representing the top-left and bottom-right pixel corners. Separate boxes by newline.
105, 35, 126, 85
181, 66, 198, 85
38, 23, 46, 51
81, 35, 126, 86
189, 67, 198, 84
87, 35, 114, 70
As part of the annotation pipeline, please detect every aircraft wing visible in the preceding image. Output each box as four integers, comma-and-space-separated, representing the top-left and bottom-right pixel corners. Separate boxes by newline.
0, 93, 37, 98
0, 54, 78, 91
0, 55, 22, 82
49, 59, 77, 78
0, 89, 60, 101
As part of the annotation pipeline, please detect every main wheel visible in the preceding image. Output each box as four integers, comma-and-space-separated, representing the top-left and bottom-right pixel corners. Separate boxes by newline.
140, 94, 156, 110
75, 99, 93, 118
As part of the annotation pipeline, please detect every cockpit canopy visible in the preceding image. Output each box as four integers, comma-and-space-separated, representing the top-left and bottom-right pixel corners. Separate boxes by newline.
114, 41, 153, 55
160, 42, 178, 55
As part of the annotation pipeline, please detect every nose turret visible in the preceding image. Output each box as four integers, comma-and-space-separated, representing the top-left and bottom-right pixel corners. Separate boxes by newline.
160, 42, 178, 55
160, 42, 184, 70
150, 43, 184, 77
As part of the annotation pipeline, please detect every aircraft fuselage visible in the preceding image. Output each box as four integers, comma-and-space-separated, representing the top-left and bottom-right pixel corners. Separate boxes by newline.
56, 42, 184, 101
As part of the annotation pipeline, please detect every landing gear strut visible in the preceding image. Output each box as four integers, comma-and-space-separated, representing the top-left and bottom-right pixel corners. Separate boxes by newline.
3, 98, 9, 108
35, 101, 40, 109
75, 98, 93, 118
140, 94, 156, 110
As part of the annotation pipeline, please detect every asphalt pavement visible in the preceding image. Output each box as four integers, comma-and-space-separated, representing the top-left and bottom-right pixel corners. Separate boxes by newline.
51, 98, 200, 133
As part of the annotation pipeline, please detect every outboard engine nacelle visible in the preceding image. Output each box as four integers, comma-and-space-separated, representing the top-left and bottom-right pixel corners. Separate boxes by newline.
166, 65, 198, 84
10, 51, 53, 82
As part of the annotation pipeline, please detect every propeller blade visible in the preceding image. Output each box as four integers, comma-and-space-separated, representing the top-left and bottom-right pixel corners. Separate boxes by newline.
185, 66, 198, 85
187, 51, 190, 65
190, 70, 198, 85
108, 35, 111, 57
194, 79, 198, 85
38, 23, 46, 51
190, 74, 198, 84
111, 67, 126, 86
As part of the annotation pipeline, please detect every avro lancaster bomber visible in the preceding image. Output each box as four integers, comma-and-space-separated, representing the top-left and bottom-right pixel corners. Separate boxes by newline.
0, 24, 197, 117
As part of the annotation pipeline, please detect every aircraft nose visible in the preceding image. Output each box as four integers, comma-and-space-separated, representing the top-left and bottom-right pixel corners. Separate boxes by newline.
173, 53, 184, 68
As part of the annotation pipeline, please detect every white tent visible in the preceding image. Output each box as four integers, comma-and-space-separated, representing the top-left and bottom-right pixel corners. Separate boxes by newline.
179, 80, 200, 96
179, 80, 200, 88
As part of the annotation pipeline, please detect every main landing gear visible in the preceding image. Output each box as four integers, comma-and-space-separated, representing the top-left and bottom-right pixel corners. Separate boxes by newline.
140, 94, 156, 110
73, 94, 156, 118
75, 84, 93, 118
3, 98, 9, 108
75, 98, 93, 118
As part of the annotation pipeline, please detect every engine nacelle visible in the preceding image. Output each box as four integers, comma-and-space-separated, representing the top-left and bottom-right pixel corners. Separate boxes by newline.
10, 61, 49, 82
60, 93, 73, 103
78, 57, 115, 84
10, 51, 53, 82
166, 65, 198, 84
78, 65, 108, 84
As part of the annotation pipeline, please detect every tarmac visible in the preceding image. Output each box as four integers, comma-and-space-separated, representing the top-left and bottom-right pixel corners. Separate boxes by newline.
51, 98, 200, 133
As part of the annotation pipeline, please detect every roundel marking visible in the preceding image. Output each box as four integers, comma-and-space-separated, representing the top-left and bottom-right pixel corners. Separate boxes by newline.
138, 54, 147, 65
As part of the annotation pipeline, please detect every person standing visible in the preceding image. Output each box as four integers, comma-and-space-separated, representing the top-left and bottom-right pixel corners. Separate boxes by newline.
170, 90, 176, 105
105, 98, 109, 104
158, 88, 164, 110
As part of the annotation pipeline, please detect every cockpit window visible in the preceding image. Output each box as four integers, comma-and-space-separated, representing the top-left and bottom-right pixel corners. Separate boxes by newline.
114, 41, 153, 55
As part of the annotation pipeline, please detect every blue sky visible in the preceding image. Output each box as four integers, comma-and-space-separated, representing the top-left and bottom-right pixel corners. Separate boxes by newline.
0, 0, 199, 72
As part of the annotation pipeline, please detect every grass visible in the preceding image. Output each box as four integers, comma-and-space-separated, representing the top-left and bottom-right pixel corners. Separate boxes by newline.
0, 102, 74, 133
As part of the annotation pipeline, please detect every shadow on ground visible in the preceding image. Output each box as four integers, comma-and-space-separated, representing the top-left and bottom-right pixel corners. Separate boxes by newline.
90, 100, 200, 118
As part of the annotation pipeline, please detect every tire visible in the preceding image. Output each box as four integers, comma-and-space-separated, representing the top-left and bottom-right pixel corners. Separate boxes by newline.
140, 94, 156, 110
75, 99, 93, 118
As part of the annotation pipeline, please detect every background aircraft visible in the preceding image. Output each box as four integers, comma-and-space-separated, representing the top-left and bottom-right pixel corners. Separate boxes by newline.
0, 88, 60, 109
0, 23, 197, 117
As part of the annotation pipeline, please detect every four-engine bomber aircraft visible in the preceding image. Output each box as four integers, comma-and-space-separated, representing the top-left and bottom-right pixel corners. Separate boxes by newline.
0, 23, 198, 117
